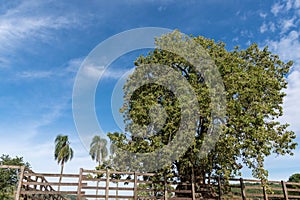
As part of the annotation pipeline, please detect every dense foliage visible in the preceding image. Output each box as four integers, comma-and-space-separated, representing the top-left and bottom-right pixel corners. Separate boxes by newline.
0, 154, 30, 199
287, 173, 300, 196
108, 31, 297, 183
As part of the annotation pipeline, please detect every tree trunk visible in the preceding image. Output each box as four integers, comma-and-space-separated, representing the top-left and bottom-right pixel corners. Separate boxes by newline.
116, 182, 119, 200
58, 162, 64, 192
191, 166, 196, 200
96, 180, 99, 200
96, 161, 101, 200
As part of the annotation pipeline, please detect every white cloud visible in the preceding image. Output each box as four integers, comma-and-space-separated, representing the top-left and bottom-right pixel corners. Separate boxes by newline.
240, 30, 253, 38
281, 69, 300, 133
267, 31, 300, 132
270, 22, 276, 32
260, 22, 276, 33
103, 68, 131, 79
0, 1, 84, 66
17, 70, 53, 79
286, 0, 294, 11
262, 9, 300, 177
0, 15, 76, 49
65, 57, 84, 73
260, 23, 268, 33
85, 64, 105, 78
267, 30, 300, 62
232, 37, 239, 42
271, 0, 298, 15
295, 0, 300, 8
15, 57, 83, 80
263, 1, 300, 35
81, 63, 130, 80
259, 12, 267, 18
271, 2, 285, 16
280, 17, 296, 34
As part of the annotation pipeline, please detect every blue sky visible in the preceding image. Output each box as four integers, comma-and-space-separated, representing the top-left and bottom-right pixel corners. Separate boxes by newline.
0, 0, 299, 181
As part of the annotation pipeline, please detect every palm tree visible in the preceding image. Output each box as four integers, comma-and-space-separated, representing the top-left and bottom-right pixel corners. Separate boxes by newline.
89, 135, 108, 166
89, 135, 108, 199
54, 135, 74, 192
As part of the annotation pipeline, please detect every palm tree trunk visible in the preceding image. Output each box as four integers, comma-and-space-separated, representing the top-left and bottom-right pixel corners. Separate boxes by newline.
116, 182, 119, 200
58, 162, 64, 192
95, 161, 101, 200
96, 180, 99, 200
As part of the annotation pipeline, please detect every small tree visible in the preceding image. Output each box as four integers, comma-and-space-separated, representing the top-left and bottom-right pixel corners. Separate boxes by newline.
287, 173, 300, 196
288, 173, 300, 183
54, 135, 74, 192
0, 155, 30, 199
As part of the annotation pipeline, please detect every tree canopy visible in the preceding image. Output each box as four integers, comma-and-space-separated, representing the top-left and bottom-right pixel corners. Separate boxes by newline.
288, 173, 300, 183
108, 30, 297, 182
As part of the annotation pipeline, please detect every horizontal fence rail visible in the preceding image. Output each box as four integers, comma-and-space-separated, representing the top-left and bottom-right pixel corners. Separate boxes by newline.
1, 165, 300, 200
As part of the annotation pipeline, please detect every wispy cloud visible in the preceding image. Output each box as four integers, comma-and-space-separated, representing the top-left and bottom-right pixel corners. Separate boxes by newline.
260, 22, 276, 33
281, 70, 300, 133
285, 0, 294, 11
259, 12, 267, 18
17, 70, 53, 79
271, 0, 300, 16
280, 17, 296, 34
260, 1, 300, 35
295, 0, 300, 8
267, 30, 300, 63
82, 64, 130, 80
271, 2, 285, 16
260, 23, 268, 33
65, 57, 84, 73
0, 1, 85, 66
15, 57, 83, 80
240, 30, 253, 38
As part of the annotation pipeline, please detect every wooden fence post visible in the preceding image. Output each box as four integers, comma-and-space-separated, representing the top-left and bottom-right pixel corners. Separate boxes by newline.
15, 166, 25, 200
105, 168, 110, 200
164, 172, 168, 200
191, 167, 196, 200
217, 176, 222, 200
281, 180, 288, 200
77, 168, 83, 200
240, 178, 246, 200
134, 172, 138, 200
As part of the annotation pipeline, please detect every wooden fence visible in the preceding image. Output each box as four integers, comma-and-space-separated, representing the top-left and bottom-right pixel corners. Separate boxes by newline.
224, 178, 300, 200
1, 165, 300, 199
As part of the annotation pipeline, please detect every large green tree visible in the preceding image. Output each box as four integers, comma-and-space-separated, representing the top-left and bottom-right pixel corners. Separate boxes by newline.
0, 154, 30, 199
108, 30, 297, 183
54, 134, 74, 192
